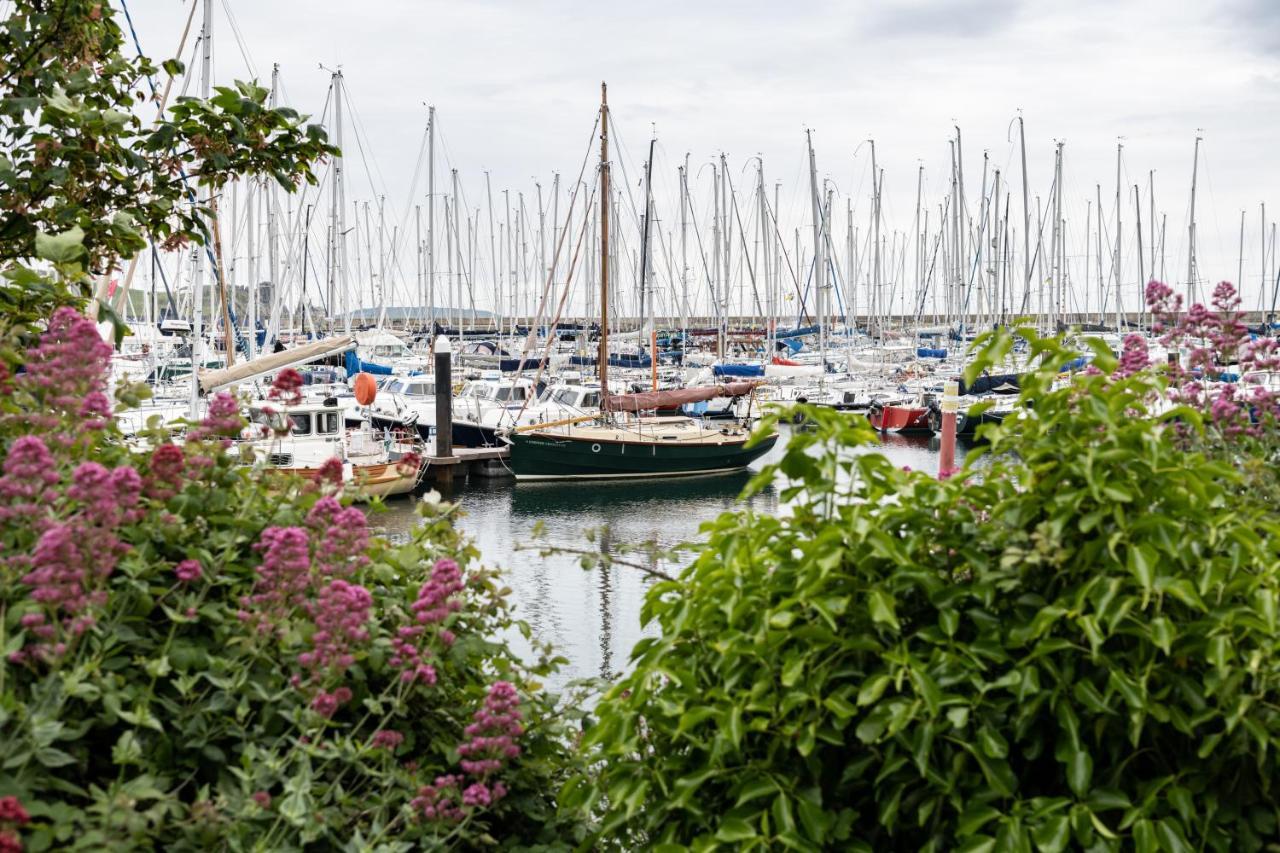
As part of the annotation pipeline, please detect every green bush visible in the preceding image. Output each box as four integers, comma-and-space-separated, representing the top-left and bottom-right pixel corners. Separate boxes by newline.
569, 329, 1280, 851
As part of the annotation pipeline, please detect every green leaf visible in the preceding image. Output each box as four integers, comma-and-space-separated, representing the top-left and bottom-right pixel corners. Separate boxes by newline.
734, 776, 777, 806
715, 817, 758, 842
1031, 815, 1070, 853
858, 675, 891, 706
1206, 635, 1232, 672
1149, 617, 1174, 655
1153, 818, 1192, 853
868, 589, 900, 631
957, 804, 1002, 837
1066, 749, 1092, 798
34, 225, 87, 264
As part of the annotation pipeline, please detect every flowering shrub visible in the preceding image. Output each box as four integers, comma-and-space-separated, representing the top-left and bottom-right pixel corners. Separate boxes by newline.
0, 306, 585, 849
570, 289, 1280, 849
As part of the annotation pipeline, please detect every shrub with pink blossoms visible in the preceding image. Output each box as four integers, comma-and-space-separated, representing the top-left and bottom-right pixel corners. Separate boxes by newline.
0, 302, 586, 848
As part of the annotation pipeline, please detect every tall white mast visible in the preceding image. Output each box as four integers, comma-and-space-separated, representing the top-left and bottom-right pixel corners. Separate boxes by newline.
1187, 133, 1202, 307
328, 69, 347, 333
807, 130, 825, 372
486, 171, 498, 334
1114, 142, 1123, 332
426, 106, 436, 330
190, 0, 213, 418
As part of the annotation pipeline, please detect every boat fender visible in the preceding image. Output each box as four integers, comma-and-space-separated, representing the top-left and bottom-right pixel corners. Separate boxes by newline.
353, 372, 377, 406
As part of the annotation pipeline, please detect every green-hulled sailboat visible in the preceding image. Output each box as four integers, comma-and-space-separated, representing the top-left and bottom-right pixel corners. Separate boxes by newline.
503, 83, 777, 481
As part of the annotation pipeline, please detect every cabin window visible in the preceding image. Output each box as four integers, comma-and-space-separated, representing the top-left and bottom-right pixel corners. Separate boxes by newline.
553, 389, 575, 405
386, 379, 404, 393
407, 382, 433, 396
494, 387, 511, 402
316, 412, 339, 435
289, 413, 312, 435
511, 387, 526, 401
584, 393, 600, 408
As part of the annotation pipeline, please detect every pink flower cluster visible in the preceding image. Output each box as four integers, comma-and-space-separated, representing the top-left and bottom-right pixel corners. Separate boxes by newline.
1113, 334, 1150, 379
1147, 279, 1280, 437
310, 686, 353, 718
458, 681, 524, 776
411, 682, 522, 823
0, 436, 59, 522
147, 443, 186, 499
298, 579, 372, 678
238, 526, 312, 632
370, 729, 404, 751
174, 559, 202, 583
389, 559, 466, 686
187, 392, 243, 443
0, 795, 28, 853
412, 558, 464, 625
306, 497, 369, 577
20, 306, 113, 426
13, 458, 141, 663
269, 368, 304, 407
238, 506, 377, 716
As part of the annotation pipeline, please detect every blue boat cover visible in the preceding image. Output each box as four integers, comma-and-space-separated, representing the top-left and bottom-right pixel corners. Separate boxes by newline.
713, 363, 766, 378
916, 347, 948, 358
344, 350, 394, 377
775, 325, 820, 340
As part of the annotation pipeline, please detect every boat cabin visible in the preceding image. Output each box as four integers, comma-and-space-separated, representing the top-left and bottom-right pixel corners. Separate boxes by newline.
383, 377, 438, 398
248, 402, 343, 437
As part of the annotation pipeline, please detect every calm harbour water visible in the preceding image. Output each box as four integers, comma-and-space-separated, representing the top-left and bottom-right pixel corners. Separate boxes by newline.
371, 427, 966, 688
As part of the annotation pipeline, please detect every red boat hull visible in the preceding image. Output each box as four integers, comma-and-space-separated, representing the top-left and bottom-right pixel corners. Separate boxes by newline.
868, 405, 932, 434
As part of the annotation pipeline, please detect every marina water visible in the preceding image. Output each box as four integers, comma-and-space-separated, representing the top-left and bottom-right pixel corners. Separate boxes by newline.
373, 428, 965, 687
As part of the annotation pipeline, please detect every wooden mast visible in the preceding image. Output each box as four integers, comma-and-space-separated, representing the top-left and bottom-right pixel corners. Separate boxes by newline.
599, 82, 610, 410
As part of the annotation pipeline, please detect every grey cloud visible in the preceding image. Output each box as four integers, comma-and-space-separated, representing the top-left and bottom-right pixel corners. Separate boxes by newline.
859, 0, 1023, 38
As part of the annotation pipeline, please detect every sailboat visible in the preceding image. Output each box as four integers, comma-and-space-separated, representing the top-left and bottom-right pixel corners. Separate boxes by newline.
503, 84, 778, 481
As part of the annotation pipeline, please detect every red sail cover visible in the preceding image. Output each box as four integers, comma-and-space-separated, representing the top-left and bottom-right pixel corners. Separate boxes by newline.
604, 381, 760, 412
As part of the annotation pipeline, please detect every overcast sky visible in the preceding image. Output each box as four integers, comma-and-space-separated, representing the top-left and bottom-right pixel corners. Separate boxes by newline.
129, 0, 1280, 317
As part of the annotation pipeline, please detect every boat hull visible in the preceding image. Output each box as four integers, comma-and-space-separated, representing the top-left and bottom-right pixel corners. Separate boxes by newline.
869, 405, 932, 435
506, 431, 778, 480
451, 419, 500, 448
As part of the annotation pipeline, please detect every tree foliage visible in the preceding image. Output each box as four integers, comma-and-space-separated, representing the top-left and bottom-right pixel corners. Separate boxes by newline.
570, 326, 1280, 851
0, 0, 335, 274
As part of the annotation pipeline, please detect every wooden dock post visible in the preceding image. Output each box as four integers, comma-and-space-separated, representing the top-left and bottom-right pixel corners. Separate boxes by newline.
434, 336, 453, 486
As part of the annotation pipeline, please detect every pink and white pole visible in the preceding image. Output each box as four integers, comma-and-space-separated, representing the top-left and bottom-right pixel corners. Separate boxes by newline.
938, 380, 958, 479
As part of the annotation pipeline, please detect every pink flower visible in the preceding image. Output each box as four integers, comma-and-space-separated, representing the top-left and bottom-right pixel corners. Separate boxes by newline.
174, 559, 202, 583
462, 783, 491, 807
22, 307, 113, 415
0, 436, 59, 522
411, 775, 465, 823
306, 497, 369, 577
396, 451, 422, 476
317, 457, 344, 486
239, 526, 311, 633
147, 444, 186, 498
188, 392, 242, 442
1113, 334, 1150, 379
269, 368, 304, 407
0, 797, 29, 824
298, 579, 372, 679
370, 729, 404, 751
251, 791, 272, 809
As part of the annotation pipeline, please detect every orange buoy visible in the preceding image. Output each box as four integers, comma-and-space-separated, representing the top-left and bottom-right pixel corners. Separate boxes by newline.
353, 372, 377, 406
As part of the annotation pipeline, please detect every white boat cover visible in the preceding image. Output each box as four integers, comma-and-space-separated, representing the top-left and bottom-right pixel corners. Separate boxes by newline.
198, 336, 356, 394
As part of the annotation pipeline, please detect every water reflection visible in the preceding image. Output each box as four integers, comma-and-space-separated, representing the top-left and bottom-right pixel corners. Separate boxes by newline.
369, 424, 965, 687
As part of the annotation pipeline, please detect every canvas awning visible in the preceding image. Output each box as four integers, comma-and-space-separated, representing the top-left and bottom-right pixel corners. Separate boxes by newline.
198, 336, 357, 394
604, 381, 760, 413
